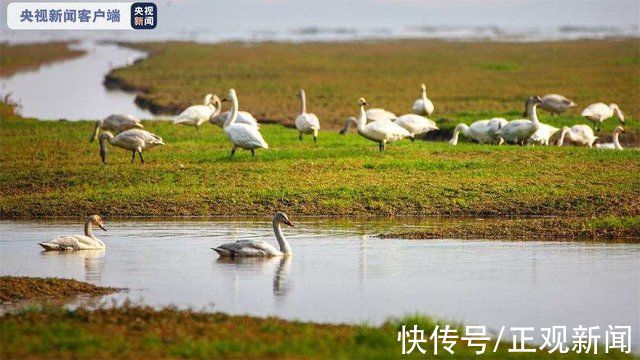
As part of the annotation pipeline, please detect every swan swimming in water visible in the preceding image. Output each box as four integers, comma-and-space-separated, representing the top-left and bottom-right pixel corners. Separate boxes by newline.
174, 94, 220, 132
99, 129, 165, 164
495, 96, 542, 145
212, 212, 294, 257
89, 114, 143, 143
556, 125, 598, 147
449, 118, 507, 145
595, 126, 625, 150
412, 83, 434, 116
39, 215, 107, 251
353, 97, 412, 151
295, 89, 321, 142
581, 103, 625, 131
223, 89, 269, 157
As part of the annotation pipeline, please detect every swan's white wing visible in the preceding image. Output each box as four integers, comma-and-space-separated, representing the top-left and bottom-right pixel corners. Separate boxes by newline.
174, 105, 213, 124
366, 108, 396, 122
412, 99, 434, 116
395, 114, 438, 134
104, 114, 143, 131
213, 111, 259, 128
581, 103, 608, 118
571, 125, 594, 139
226, 124, 269, 149
365, 121, 411, 141
295, 113, 320, 132
214, 240, 279, 256
39, 235, 100, 250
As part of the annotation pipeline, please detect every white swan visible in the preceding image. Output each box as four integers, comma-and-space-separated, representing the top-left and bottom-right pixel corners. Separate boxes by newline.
354, 98, 412, 151
394, 114, 438, 140
223, 89, 269, 157
495, 96, 542, 145
556, 125, 598, 147
536, 94, 576, 116
209, 94, 260, 129
174, 94, 219, 132
39, 215, 107, 251
339, 108, 397, 134
595, 126, 625, 150
412, 83, 434, 116
212, 212, 294, 257
89, 114, 143, 142
449, 118, 507, 145
528, 123, 561, 146
295, 89, 320, 142
99, 129, 165, 164
581, 103, 625, 131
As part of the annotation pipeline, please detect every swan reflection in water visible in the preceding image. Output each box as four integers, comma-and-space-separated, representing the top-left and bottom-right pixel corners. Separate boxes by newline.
216, 256, 292, 298
40, 249, 105, 283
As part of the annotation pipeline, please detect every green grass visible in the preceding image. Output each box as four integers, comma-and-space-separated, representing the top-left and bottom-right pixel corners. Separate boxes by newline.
1, 103, 638, 218
109, 39, 639, 133
1, 304, 632, 359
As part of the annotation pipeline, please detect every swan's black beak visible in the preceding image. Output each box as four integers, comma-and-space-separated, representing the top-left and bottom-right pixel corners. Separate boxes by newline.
284, 220, 294, 227
99, 224, 107, 231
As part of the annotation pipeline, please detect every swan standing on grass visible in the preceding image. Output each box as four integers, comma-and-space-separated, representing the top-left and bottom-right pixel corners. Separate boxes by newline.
339, 108, 397, 134
595, 126, 625, 150
295, 89, 321, 142
174, 94, 220, 132
556, 125, 598, 147
89, 114, 143, 142
535, 94, 576, 116
209, 96, 260, 128
354, 98, 412, 151
449, 118, 507, 145
412, 83, 434, 116
394, 114, 438, 140
212, 212, 294, 257
39, 215, 107, 251
223, 89, 268, 158
581, 103, 625, 131
528, 123, 560, 146
495, 96, 542, 145
99, 129, 165, 164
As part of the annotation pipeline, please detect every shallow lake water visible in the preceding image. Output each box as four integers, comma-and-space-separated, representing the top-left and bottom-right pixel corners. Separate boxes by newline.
1, 217, 638, 344
0, 42, 155, 121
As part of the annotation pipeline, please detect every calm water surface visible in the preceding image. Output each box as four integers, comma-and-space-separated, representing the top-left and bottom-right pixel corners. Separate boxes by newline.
0, 42, 155, 120
1, 217, 638, 344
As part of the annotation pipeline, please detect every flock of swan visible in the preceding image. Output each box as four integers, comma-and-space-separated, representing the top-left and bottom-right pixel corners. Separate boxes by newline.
40, 213, 295, 258
91, 84, 630, 163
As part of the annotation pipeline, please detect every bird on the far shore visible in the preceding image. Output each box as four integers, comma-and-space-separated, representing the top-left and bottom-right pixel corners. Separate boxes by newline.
295, 89, 321, 143
222, 88, 269, 158
174, 93, 220, 132
534, 94, 576, 116
412, 83, 434, 116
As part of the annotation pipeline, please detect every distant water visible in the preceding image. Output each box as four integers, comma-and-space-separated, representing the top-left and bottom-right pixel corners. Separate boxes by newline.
2, 0, 638, 44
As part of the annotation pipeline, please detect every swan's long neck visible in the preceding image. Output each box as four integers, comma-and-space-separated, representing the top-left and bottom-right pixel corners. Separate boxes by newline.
300, 90, 307, 114
90, 120, 102, 142
557, 127, 569, 146
84, 219, 96, 239
610, 104, 623, 121
421, 88, 428, 102
613, 131, 622, 149
529, 103, 540, 128
224, 93, 239, 128
450, 124, 469, 145
272, 220, 292, 255
99, 132, 114, 162
357, 105, 367, 131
